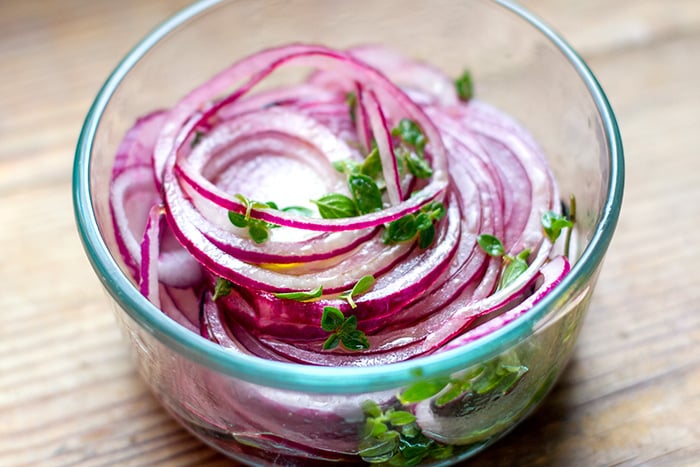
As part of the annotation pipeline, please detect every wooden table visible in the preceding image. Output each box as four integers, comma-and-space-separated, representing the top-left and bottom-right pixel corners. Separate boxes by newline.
2, 1, 699, 465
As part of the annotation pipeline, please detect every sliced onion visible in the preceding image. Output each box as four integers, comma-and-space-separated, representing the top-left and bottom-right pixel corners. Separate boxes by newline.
110, 43, 569, 369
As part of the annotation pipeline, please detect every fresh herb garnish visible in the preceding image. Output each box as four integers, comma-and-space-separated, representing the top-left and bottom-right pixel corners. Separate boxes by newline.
403, 148, 433, 178
190, 130, 205, 148
333, 159, 361, 175
311, 193, 358, 219
346, 90, 357, 123
477, 234, 531, 289
477, 234, 505, 257
359, 400, 452, 465
360, 146, 383, 178
455, 69, 474, 101
392, 119, 427, 156
227, 194, 280, 243
500, 248, 531, 289
273, 285, 323, 302
320, 306, 369, 351
383, 201, 446, 248
339, 275, 375, 309
212, 277, 233, 301
348, 174, 383, 214
392, 119, 433, 179
541, 211, 573, 244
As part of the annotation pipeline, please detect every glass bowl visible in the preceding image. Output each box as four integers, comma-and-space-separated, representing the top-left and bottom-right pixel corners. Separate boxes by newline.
73, 0, 624, 465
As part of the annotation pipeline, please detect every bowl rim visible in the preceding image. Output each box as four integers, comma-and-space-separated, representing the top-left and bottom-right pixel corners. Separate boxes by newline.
73, 0, 624, 393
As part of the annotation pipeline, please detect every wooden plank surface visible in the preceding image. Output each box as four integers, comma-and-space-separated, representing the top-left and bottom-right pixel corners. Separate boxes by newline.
1, 0, 699, 465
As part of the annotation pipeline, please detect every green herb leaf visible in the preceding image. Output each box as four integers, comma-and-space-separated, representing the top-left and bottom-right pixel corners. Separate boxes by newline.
362, 400, 382, 418
339, 275, 376, 308
417, 224, 436, 249
212, 277, 233, 301
392, 119, 427, 155
423, 201, 446, 221
346, 91, 357, 123
455, 69, 474, 101
398, 434, 434, 463
398, 378, 450, 404
311, 193, 358, 219
348, 174, 383, 214
359, 431, 399, 461
414, 212, 433, 232
499, 249, 530, 289
383, 215, 418, 244
273, 285, 323, 302
367, 419, 389, 437
333, 159, 361, 175
387, 410, 416, 426
404, 150, 433, 179
321, 306, 345, 332
361, 147, 383, 178
190, 130, 205, 148
320, 308, 370, 352
541, 211, 573, 243
477, 234, 505, 257
341, 329, 370, 350
227, 211, 248, 228
247, 221, 269, 244
322, 333, 340, 350
264, 201, 279, 210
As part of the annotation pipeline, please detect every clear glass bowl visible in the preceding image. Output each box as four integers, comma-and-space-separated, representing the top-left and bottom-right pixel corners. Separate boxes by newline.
73, 0, 624, 465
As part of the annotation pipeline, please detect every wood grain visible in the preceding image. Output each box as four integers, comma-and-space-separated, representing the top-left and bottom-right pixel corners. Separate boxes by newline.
1, 0, 699, 465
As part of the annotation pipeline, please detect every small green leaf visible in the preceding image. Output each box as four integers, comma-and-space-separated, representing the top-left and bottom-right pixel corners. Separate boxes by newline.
477, 234, 505, 257
404, 151, 433, 179
333, 159, 361, 175
281, 205, 314, 217
212, 277, 233, 301
367, 419, 389, 437
311, 193, 358, 219
417, 224, 436, 249
362, 400, 382, 418
341, 329, 370, 350
227, 211, 248, 228
340, 314, 358, 332
414, 212, 433, 231
321, 306, 345, 332
340, 275, 375, 309
383, 215, 418, 244
322, 333, 340, 350
359, 431, 399, 461
190, 130, 205, 148
455, 69, 474, 101
352, 275, 375, 297
430, 443, 454, 460
434, 381, 469, 406
264, 201, 279, 210
398, 435, 434, 463
499, 249, 530, 289
361, 147, 383, 178
392, 119, 427, 155
541, 211, 573, 243
398, 378, 450, 404
273, 285, 323, 302
387, 410, 416, 426
423, 201, 446, 221
247, 221, 269, 244
348, 174, 383, 214
346, 91, 357, 123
